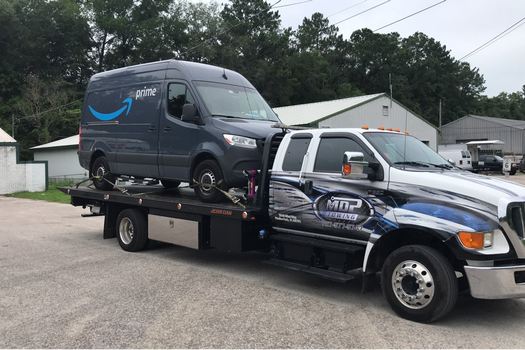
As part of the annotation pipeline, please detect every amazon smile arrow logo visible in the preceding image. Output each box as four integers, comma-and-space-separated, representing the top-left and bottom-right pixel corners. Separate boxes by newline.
88, 97, 133, 121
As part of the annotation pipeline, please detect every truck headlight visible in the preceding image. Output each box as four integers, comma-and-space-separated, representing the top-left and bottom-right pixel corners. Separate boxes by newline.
458, 231, 494, 250
223, 134, 257, 148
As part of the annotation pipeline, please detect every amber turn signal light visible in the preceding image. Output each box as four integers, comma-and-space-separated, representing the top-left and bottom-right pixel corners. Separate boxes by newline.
458, 231, 485, 249
342, 163, 352, 175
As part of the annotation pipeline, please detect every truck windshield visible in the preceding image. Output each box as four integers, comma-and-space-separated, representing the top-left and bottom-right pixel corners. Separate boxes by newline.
194, 81, 279, 122
364, 132, 452, 169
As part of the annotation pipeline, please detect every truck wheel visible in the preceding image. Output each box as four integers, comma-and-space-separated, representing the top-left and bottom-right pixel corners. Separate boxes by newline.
91, 156, 116, 191
116, 209, 148, 252
161, 179, 180, 189
381, 245, 458, 323
193, 159, 226, 203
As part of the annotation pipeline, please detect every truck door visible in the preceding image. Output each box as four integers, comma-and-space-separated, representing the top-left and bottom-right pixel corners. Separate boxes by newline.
271, 132, 390, 244
158, 82, 201, 180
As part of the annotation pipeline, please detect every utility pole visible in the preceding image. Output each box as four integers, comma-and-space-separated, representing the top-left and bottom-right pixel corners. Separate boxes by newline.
438, 99, 442, 144
389, 73, 393, 109
11, 114, 15, 139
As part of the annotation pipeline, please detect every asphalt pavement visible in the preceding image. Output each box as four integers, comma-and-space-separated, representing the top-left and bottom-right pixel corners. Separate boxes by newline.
1, 196, 525, 348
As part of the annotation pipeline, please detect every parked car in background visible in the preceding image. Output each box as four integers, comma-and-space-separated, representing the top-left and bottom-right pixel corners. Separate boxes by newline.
473, 154, 517, 175
520, 157, 525, 173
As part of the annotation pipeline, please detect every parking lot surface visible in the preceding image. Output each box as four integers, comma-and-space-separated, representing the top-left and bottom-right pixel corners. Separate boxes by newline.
2, 195, 525, 348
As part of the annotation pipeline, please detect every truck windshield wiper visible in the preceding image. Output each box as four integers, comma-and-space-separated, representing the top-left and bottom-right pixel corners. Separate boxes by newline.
393, 161, 430, 167
428, 162, 454, 169
394, 161, 454, 169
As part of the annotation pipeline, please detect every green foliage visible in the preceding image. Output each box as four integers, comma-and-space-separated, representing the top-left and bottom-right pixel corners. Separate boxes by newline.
0, 0, 523, 160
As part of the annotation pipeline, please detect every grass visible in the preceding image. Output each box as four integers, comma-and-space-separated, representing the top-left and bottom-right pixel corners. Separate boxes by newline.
8, 181, 73, 204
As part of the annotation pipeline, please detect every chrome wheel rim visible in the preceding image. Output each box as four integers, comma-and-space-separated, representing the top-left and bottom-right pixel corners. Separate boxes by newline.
119, 217, 134, 245
200, 170, 216, 193
392, 260, 435, 309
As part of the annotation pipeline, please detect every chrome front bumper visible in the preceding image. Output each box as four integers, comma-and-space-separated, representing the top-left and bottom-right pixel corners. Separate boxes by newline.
465, 264, 525, 299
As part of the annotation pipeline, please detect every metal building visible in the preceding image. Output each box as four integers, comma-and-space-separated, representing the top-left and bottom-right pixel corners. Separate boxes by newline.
31, 135, 87, 181
441, 115, 525, 155
273, 93, 438, 150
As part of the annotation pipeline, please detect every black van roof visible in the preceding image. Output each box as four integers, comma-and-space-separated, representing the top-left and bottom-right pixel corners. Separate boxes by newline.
88, 60, 255, 91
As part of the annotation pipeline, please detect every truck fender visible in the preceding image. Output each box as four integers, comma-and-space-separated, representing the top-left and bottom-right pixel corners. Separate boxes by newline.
362, 226, 454, 273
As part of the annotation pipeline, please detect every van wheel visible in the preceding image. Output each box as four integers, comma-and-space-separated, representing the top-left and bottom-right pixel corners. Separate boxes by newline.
193, 159, 226, 203
91, 156, 116, 191
381, 245, 458, 323
161, 179, 180, 189
116, 209, 148, 252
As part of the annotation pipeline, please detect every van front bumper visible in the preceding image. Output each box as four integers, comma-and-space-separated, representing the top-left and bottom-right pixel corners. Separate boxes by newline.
464, 264, 525, 299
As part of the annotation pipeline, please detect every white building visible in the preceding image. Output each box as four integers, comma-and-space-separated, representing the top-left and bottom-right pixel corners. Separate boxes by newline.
0, 127, 47, 194
31, 135, 87, 181
274, 93, 438, 150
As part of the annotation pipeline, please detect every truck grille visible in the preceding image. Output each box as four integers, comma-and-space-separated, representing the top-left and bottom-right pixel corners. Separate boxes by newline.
509, 203, 525, 239
268, 133, 285, 168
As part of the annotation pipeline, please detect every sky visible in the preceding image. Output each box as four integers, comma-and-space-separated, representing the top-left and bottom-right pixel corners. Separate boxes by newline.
193, 0, 525, 97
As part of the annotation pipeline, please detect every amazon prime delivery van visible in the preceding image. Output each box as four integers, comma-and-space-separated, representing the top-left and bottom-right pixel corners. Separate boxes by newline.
79, 60, 280, 202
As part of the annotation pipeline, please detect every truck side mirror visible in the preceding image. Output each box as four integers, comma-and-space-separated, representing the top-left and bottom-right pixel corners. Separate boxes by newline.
342, 152, 369, 180
181, 103, 201, 123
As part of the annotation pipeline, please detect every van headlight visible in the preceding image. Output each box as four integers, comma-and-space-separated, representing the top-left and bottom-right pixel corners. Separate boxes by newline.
223, 134, 257, 148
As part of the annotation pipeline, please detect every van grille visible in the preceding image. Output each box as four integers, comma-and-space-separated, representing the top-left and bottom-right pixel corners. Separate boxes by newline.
509, 204, 525, 239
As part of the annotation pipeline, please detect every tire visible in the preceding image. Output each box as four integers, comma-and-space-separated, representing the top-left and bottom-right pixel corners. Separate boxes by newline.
91, 156, 116, 191
381, 245, 458, 323
193, 159, 226, 203
116, 209, 148, 252
161, 179, 181, 189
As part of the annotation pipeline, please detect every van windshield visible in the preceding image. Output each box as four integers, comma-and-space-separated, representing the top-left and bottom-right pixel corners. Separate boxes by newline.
364, 132, 453, 169
194, 81, 279, 122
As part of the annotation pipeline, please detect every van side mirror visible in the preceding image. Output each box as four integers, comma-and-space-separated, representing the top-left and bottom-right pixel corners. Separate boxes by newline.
448, 158, 455, 165
181, 103, 200, 123
342, 151, 369, 180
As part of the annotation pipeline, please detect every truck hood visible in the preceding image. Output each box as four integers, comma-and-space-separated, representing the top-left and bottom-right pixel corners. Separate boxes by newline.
210, 117, 279, 140
389, 168, 525, 218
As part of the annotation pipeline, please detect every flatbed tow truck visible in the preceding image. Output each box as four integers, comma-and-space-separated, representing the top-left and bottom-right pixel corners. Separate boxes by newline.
63, 128, 525, 322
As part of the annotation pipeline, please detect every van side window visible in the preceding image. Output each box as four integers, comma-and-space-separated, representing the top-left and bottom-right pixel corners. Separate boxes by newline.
314, 137, 371, 173
168, 83, 195, 118
282, 138, 311, 171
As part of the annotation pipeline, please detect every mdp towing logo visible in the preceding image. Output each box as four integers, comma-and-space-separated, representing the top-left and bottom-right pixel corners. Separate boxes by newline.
88, 86, 158, 121
314, 192, 373, 224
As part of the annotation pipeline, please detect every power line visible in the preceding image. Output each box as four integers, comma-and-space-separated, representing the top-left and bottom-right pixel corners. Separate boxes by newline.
373, 0, 446, 32
16, 99, 82, 121
326, 0, 369, 19
273, 0, 312, 9
332, 0, 391, 26
459, 16, 525, 61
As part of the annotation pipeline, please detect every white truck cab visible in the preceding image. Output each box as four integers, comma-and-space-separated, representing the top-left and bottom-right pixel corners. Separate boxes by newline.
269, 128, 525, 322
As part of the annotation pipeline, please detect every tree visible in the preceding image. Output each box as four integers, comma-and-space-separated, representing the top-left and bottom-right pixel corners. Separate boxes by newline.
14, 75, 80, 159
215, 0, 295, 106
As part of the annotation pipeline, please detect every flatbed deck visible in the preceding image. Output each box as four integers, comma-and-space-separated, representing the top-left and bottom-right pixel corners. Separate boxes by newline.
62, 185, 260, 221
